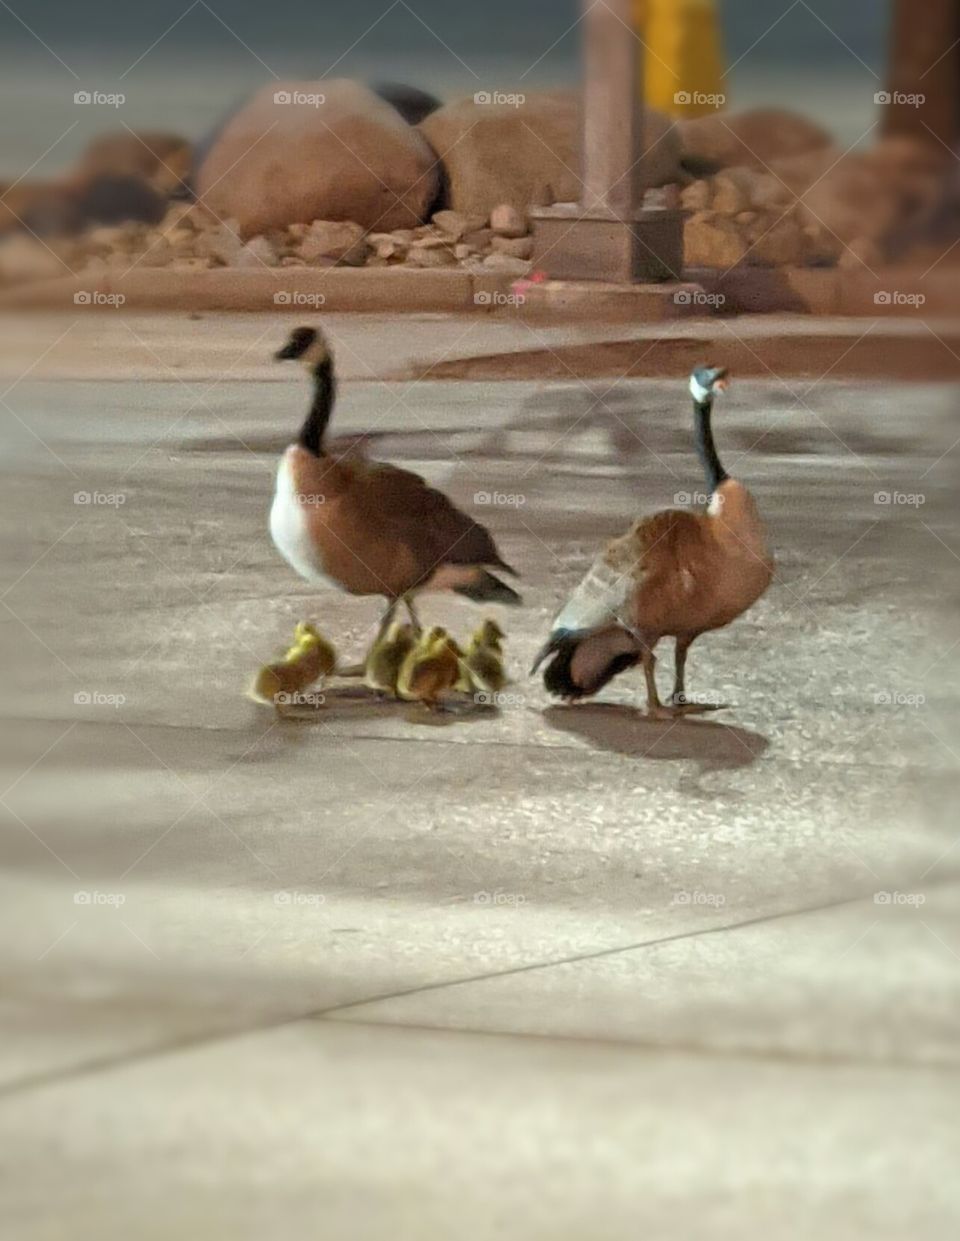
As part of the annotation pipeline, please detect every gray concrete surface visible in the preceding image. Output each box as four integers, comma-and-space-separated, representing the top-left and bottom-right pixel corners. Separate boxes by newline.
0, 314, 958, 1238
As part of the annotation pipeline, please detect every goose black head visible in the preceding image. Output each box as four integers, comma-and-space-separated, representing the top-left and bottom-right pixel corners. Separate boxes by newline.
275, 325, 329, 367
689, 364, 728, 405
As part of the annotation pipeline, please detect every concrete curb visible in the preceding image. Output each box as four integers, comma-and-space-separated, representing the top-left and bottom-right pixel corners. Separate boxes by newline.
0, 264, 953, 319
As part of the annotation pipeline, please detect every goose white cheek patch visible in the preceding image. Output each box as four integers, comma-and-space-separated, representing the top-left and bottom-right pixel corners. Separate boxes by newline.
689, 375, 712, 403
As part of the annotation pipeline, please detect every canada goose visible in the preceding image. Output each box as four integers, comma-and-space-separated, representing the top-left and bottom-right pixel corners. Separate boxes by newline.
456, 617, 507, 695
397, 626, 463, 710
532, 366, 773, 716
249, 623, 336, 708
364, 618, 417, 697
271, 326, 520, 643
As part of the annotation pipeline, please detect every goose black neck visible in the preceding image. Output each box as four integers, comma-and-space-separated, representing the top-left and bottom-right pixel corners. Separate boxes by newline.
693, 397, 728, 493
298, 357, 335, 456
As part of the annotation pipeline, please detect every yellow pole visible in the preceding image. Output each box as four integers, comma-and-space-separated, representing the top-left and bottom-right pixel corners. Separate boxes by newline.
634, 0, 726, 117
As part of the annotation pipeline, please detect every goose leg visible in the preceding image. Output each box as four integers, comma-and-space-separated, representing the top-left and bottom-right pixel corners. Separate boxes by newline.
403, 595, 422, 633
337, 600, 397, 679
641, 648, 671, 719
669, 634, 726, 714
670, 635, 693, 707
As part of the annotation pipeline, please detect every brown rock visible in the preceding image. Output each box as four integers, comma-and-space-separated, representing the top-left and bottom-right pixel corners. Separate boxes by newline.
462, 227, 493, 251
711, 172, 750, 215
490, 203, 527, 238
410, 233, 450, 249
491, 234, 534, 259
801, 222, 842, 266
678, 108, 832, 174
838, 236, 886, 269
77, 131, 192, 197
419, 91, 680, 217
236, 235, 279, 268
406, 246, 457, 267
370, 234, 406, 260
482, 253, 531, 276
194, 225, 244, 266
681, 180, 713, 211
796, 156, 899, 244
431, 209, 486, 240
73, 174, 167, 229
197, 80, 440, 237
298, 220, 368, 264
747, 215, 805, 266
683, 211, 748, 269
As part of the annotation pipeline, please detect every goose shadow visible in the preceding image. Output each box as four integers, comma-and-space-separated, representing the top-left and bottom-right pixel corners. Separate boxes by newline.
543, 702, 768, 771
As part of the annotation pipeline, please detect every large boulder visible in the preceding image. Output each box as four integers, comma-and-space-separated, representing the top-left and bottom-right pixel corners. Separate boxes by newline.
678, 108, 832, 175
196, 79, 440, 237
419, 90, 681, 218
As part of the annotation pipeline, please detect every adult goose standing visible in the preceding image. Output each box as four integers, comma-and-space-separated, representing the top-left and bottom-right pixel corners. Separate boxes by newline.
270, 326, 520, 638
531, 365, 773, 716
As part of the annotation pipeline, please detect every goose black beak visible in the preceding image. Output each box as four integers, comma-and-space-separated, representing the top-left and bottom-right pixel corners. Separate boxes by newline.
275, 342, 299, 361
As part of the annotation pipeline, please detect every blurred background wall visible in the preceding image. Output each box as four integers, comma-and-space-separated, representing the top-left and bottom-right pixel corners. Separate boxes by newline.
0, 0, 893, 176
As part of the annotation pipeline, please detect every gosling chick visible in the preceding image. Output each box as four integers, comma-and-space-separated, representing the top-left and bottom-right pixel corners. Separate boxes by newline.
456, 617, 507, 695
365, 619, 417, 697
398, 626, 463, 710
249, 626, 336, 708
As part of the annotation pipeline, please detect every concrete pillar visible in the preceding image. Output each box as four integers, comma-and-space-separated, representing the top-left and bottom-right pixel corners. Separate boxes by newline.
529, 0, 684, 284
582, 0, 642, 219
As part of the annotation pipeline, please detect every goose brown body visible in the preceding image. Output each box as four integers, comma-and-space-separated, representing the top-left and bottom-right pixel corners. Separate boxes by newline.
270, 326, 520, 621
533, 367, 773, 710
282, 444, 514, 599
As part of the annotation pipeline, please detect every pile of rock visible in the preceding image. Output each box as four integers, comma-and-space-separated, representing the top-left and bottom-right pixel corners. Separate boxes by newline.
680, 133, 954, 270
1, 84, 954, 289
0, 200, 538, 287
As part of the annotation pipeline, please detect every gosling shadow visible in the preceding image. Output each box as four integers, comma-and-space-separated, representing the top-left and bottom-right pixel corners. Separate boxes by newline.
543, 702, 768, 771
273, 685, 499, 729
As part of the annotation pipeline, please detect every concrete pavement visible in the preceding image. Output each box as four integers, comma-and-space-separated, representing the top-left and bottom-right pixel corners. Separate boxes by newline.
0, 314, 958, 1238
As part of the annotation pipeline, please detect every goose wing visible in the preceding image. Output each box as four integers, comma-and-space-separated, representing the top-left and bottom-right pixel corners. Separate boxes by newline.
531, 510, 702, 672
359, 463, 516, 579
